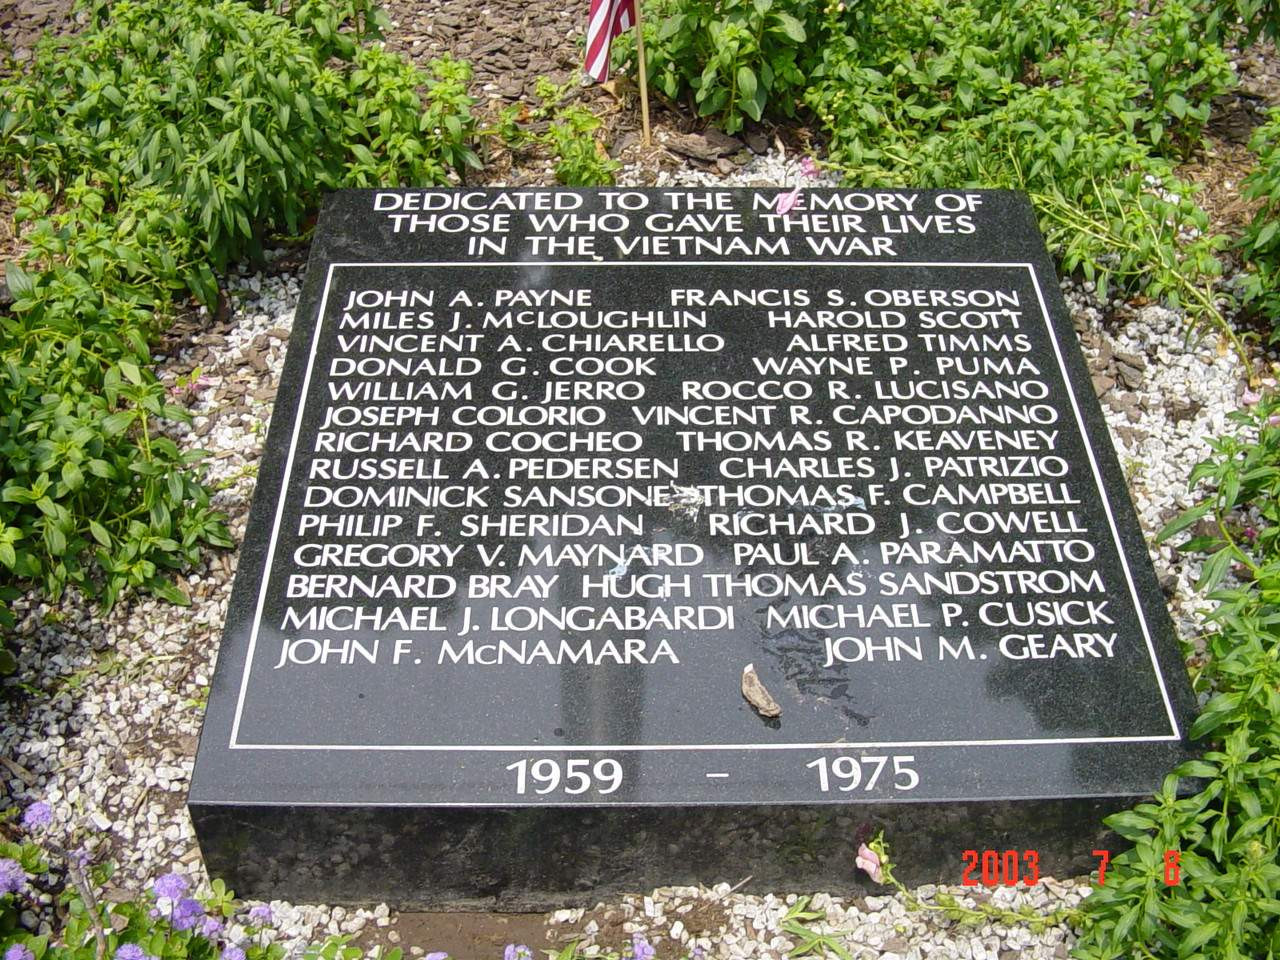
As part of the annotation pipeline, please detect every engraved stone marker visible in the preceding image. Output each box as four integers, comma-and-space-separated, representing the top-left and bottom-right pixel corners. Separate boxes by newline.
189, 188, 1197, 908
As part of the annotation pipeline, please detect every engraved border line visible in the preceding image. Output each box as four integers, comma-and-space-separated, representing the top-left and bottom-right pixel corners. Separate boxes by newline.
1024, 265, 1180, 737
228, 260, 1181, 750
228, 261, 339, 746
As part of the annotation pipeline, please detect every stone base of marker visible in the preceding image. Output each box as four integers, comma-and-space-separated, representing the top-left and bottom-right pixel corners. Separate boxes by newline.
191, 798, 1127, 910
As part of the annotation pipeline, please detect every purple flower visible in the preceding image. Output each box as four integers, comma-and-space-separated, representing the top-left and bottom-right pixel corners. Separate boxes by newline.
115, 946, 148, 960
1243, 388, 1262, 406
222, 948, 246, 960
173, 897, 205, 931
774, 186, 802, 216
632, 935, 655, 960
424, 954, 448, 960
247, 904, 272, 925
153, 872, 188, 900
20, 802, 52, 831
5, 944, 34, 960
502, 947, 531, 960
0, 858, 26, 895
201, 916, 225, 938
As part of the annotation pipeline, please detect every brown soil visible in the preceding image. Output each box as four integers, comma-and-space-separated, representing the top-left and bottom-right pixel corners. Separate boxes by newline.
364, 913, 552, 960
1180, 136, 1267, 243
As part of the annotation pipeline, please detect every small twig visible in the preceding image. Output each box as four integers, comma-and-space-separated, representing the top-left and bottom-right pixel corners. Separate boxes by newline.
0, 755, 37, 785
70, 862, 108, 960
46, 841, 108, 960
710, 875, 754, 902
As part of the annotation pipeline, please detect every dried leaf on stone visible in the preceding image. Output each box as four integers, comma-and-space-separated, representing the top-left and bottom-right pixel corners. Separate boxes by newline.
741, 663, 781, 717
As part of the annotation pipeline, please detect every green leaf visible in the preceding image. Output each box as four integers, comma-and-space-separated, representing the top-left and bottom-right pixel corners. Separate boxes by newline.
88, 520, 111, 548
151, 580, 190, 606
5, 261, 35, 298
1157, 503, 1210, 542
61, 462, 84, 492
1172, 759, 1217, 779
102, 411, 136, 436
1105, 809, 1156, 840
1197, 548, 1233, 592
771, 11, 805, 42
1189, 692, 1242, 739
1254, 219, 1279, 250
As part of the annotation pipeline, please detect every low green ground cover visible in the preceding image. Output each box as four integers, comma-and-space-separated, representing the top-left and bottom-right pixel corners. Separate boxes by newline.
1066, 402, 1280, 959
0, 0, 480, 666
627, 0, 1241, 331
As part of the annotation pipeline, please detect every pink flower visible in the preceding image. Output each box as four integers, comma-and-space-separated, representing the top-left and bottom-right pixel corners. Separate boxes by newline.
1242, 388, 1262, 406
775, 186, 802, 216
1268, 413, 1280, 427
799, 156, 818, 178
856, 843, 883, 883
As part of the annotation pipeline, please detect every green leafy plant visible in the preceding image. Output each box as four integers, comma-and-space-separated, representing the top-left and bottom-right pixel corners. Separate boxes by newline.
0, 823, 386, 960
1193, 0, 1280, 46
0, 0, 479, 272
779, 896, 851, 960
1, 185, 231, 612
256, 0, 390, 60
335, 49, 481, 188
1072, 395, 1280, 959
807, 0, 1234, 318
0, 0, 483, 660
630, 0, 1238, 341
545, 105, 620, 187
1127, 1, 1235, 156
1239, 110, 1280, 339
623, 0, 818, 134
489, 78, 620, 186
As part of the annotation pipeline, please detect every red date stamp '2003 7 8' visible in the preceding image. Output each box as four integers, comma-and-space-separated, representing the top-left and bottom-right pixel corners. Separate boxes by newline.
960, 850, 1183, 887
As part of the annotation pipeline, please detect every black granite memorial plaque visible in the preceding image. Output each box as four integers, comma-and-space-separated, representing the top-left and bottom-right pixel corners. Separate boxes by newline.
189, 187, 1197, 908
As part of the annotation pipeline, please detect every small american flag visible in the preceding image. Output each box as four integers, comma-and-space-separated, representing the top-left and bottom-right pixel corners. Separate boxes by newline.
585, 0, 636, 82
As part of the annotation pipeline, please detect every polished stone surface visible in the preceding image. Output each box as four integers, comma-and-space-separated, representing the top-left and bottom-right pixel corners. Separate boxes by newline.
190, 188, 1197, 906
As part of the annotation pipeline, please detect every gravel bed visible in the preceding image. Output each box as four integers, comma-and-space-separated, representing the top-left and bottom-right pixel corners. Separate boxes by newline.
0, 150, 1252, 958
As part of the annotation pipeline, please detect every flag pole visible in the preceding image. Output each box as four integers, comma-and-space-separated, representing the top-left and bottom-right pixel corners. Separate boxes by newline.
633, 1, 651, 145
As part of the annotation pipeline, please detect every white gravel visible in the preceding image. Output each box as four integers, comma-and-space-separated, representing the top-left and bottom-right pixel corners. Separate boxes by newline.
0, 150, 1253, 958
